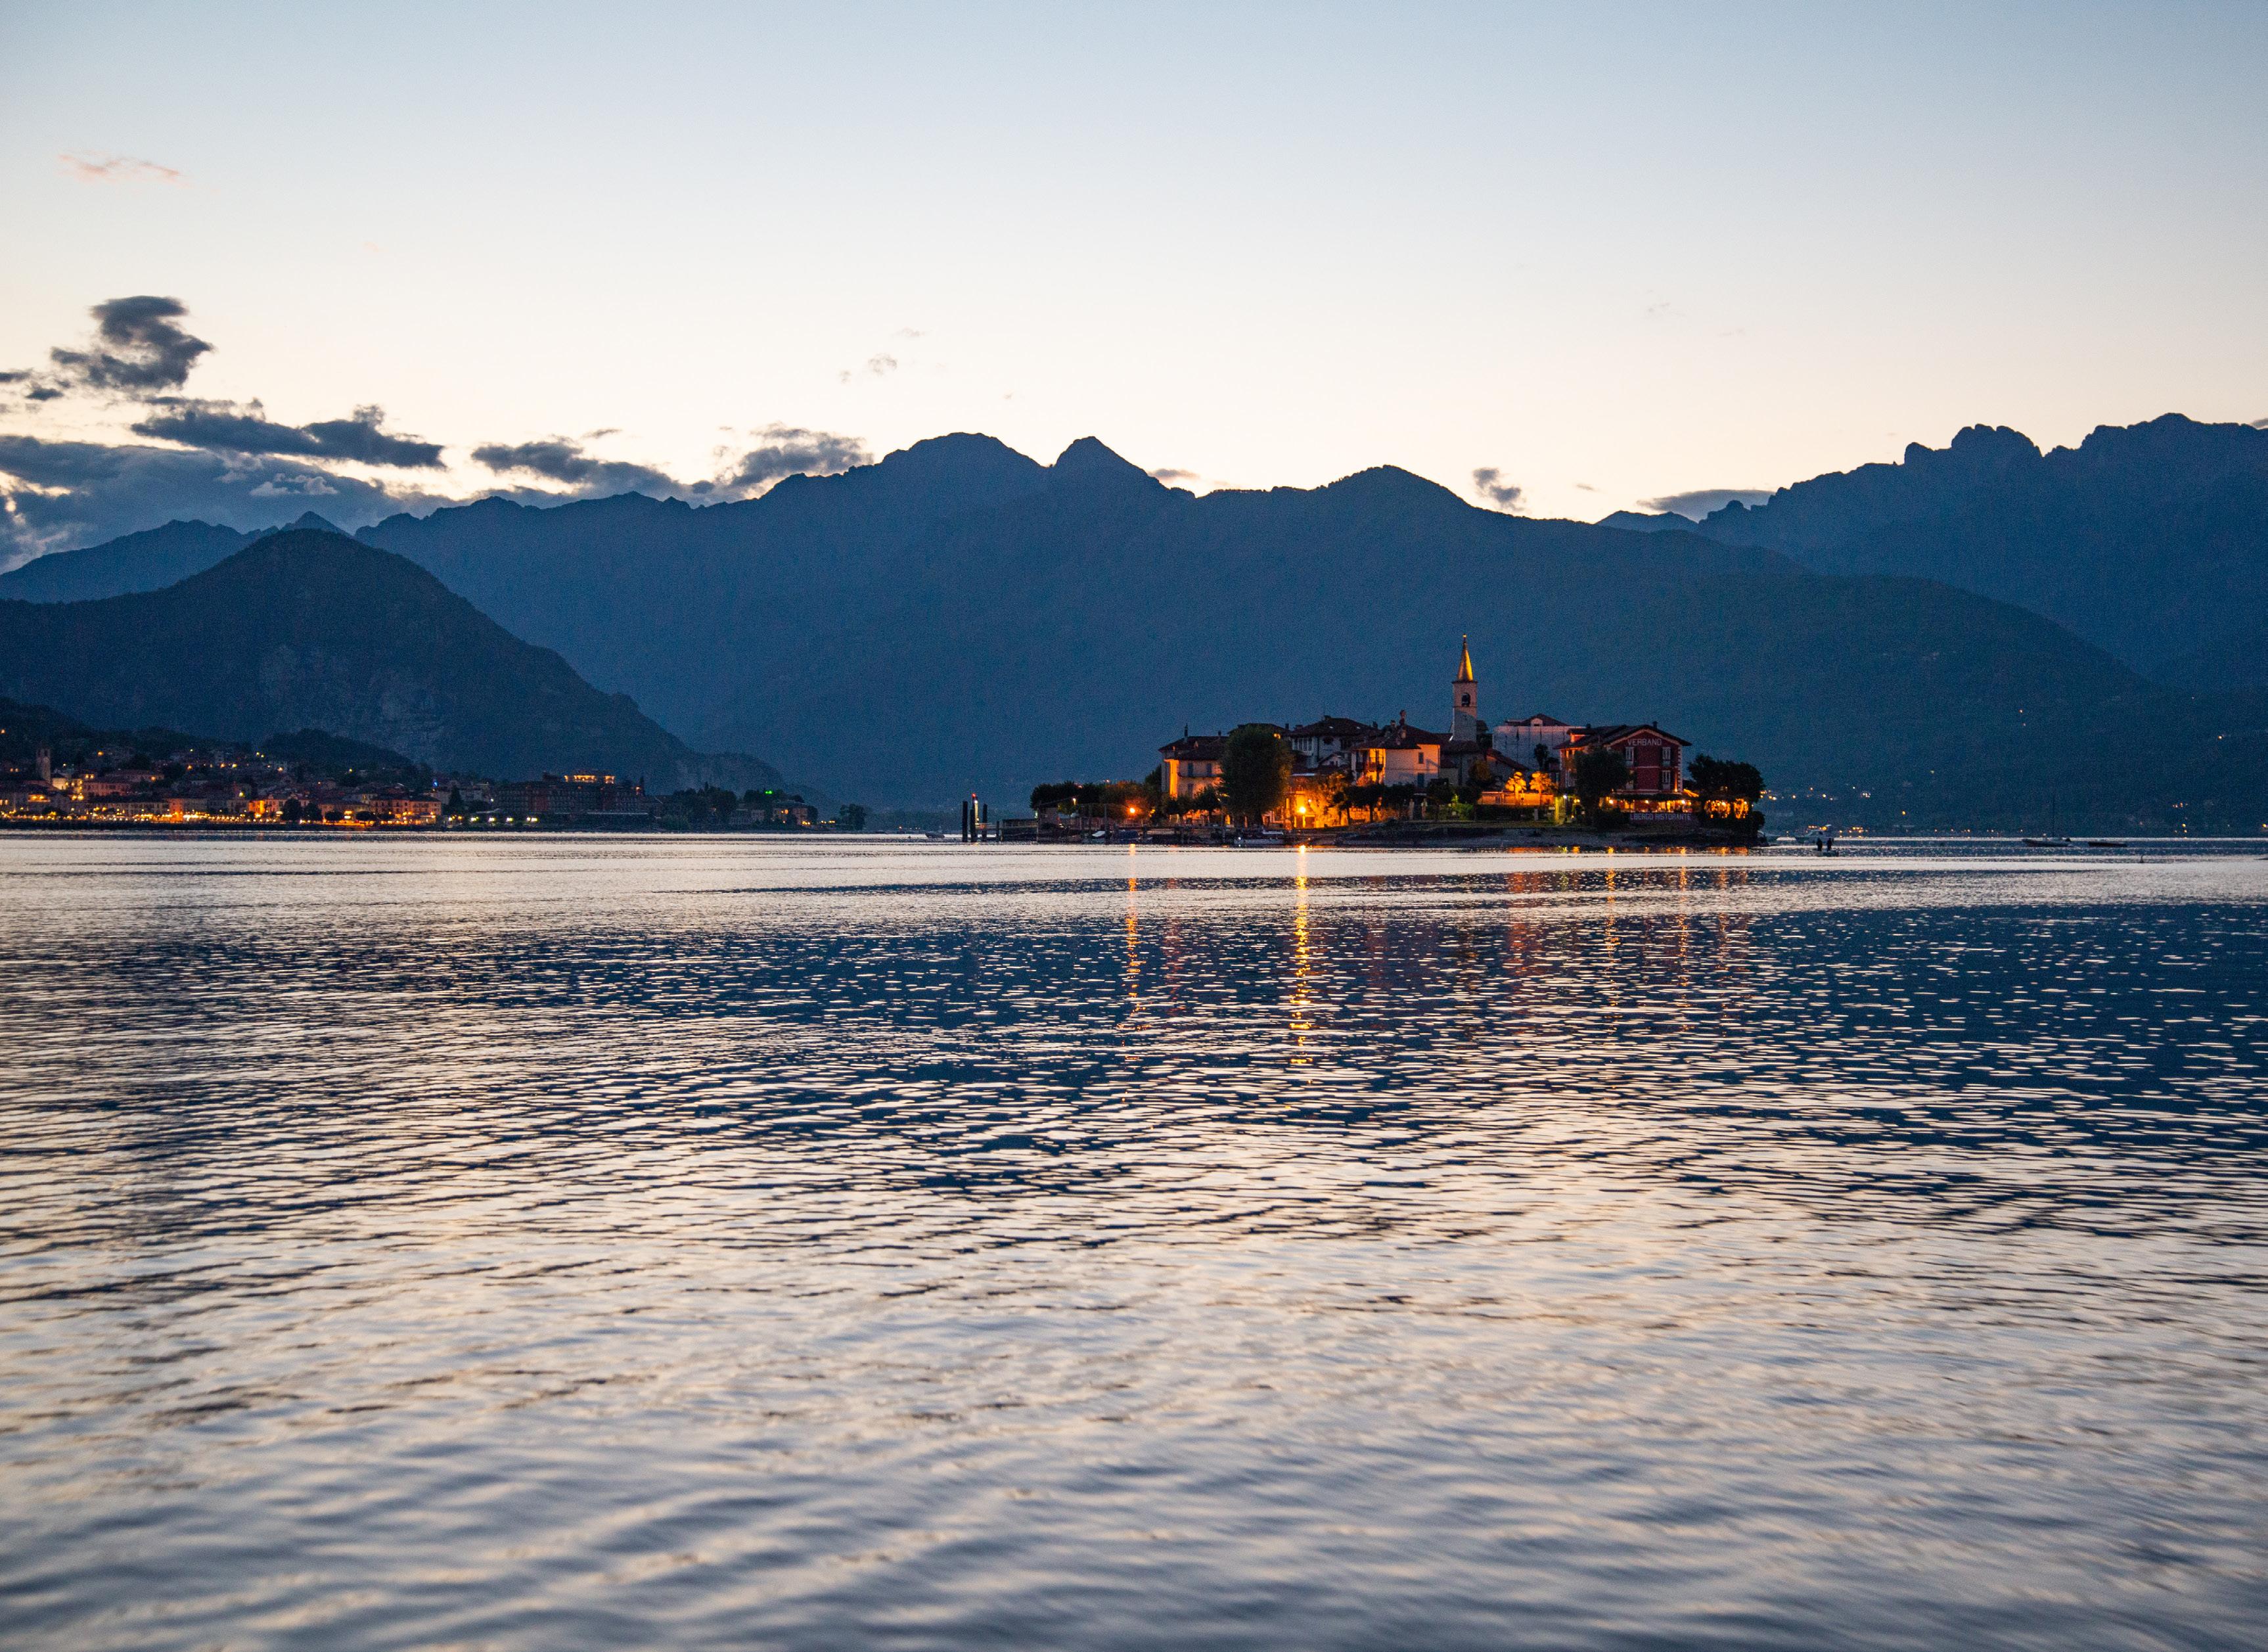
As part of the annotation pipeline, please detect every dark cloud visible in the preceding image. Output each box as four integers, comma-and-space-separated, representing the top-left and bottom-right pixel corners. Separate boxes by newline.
300, 409, 443, 468
2, 294, 877, 562
470, 437, 679, 497
1470, 467, 1525, 512
47, 296, 212, 394
472, 426, 869, 501
2, 367, 66, 403
717, 425, 871, 493
1639, 487, 1771, 520
0, 435, 445, 568
1148, 467, 1198, 484
60, 152, 183, 186
132, 400, 445, 468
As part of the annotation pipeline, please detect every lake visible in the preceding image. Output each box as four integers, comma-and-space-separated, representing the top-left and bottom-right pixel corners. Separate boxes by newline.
2, 835, 2264, 1649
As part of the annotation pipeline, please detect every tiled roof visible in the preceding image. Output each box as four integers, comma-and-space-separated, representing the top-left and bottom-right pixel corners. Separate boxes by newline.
1369, 722, 1445, 750
1569, 723, 1689, 747
1160, 734, 1227, 759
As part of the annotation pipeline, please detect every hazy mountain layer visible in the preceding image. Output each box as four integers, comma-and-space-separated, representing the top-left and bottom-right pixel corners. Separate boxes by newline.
1688, 415, 2268, 677
0, 514, 319, 601
0, 530, 786, 789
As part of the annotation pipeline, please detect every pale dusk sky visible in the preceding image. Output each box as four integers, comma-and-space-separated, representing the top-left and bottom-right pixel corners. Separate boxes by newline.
2, 0, 2263, 553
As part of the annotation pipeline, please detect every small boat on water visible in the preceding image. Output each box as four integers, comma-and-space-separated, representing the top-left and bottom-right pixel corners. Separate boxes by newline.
2084, 839, 2129, 849
2022, 837, 2073, 848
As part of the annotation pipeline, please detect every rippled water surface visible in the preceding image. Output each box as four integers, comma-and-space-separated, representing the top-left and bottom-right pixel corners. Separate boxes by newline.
3, 835, 2267, 1650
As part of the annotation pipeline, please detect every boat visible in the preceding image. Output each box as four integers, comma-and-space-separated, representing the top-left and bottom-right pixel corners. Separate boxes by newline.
2022, 837, 2072, 848
2083, 839, 2128, 849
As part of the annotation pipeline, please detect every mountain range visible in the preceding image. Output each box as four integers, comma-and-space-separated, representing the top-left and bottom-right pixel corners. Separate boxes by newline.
1615, 415, 2268, 687
3, 418, 2263, 831
0, 530, 784, 791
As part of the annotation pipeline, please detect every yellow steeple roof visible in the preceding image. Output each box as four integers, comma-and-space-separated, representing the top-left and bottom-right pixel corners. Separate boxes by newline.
1454, 636, 1475, 683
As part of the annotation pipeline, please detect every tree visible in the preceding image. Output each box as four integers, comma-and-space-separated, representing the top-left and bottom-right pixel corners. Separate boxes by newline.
1097, 779, 1149, 822
838, 802, 869, 830
1689, 754, 1765, 816
1571, 745, 1630, 826
1219, 723, 1290, 826
445, 785, 466, 817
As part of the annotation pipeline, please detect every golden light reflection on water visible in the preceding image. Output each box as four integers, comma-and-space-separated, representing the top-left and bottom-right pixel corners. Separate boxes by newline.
1125, 851, 1141, 1019
1288, 866, 1314, 1064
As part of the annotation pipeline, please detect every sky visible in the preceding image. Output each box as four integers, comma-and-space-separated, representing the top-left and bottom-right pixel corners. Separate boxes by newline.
3, 1, 2265, 562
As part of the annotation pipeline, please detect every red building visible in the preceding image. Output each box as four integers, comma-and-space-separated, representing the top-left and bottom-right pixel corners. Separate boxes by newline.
1561, 724, 1687, 807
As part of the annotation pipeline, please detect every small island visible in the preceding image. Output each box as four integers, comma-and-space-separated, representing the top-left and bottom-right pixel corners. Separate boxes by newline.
1003, 641, 1766, 848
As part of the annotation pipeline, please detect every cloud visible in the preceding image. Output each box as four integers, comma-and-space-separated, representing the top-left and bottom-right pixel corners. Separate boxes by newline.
0, 435, 446, 567
466, 426, 869, 502
1470, 467, 1525, 512
1, 292, 879, 562
131, 400, 444, 468
1639, 487, 1772, 520
43, 295, 212, 394
714, 424, 870, 493
60, 152, 183, 187
1148, 467, 1198, 484
2, 369, 62, 402
471, 436, 679, 497
838, 353, 900, 384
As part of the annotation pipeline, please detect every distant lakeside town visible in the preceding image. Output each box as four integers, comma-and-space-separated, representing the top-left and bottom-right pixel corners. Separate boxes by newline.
0, 751, 840, 831
0, 711, 850, 832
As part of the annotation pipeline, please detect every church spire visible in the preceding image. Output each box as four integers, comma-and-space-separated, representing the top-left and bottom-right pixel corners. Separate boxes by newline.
1450, 637, 1481, 743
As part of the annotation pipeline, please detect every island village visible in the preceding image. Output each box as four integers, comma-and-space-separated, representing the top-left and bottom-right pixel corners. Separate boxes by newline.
1007, 640, 1763, 844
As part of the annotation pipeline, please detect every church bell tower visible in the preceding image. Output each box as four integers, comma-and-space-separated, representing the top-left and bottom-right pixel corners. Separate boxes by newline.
1451, 637, 1480, 742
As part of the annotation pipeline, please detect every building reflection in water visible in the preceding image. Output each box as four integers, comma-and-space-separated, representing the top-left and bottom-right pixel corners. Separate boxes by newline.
1288, 858, 1313, 1064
